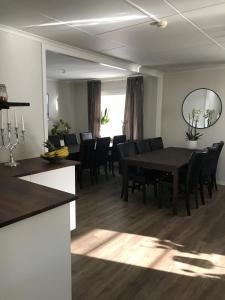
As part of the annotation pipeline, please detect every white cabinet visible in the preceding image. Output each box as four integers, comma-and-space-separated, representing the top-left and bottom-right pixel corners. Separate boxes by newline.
20, 166, 76, 230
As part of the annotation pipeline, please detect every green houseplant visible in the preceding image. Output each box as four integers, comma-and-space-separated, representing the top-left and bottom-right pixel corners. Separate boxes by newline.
51, 119, 71, 138
101, 108, 110, 125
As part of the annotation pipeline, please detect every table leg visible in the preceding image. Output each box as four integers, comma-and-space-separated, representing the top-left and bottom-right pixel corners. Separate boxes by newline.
123, 162, 128, 202
172, 170, 179, 215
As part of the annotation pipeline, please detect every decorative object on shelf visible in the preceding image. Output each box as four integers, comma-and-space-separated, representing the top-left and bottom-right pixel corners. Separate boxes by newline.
182, 88, 222, 129
0, 102, 30, 110
101, 108, 110, 125
0, 84, 8, 102
51, 119, 71, 138
40, 145, 69, 163
0, 110, 25, 167
185, 109, 203, 149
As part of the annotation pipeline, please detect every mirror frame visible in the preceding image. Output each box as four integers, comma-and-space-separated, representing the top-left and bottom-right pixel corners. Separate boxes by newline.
182, 88, 222, 129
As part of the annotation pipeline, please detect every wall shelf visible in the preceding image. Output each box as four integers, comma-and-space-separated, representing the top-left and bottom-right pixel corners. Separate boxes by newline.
0, 102, 30, 110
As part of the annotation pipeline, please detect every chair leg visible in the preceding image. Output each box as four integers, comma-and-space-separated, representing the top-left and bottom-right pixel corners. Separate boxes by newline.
213, 175, 218, 191
199, 182, 205, 205
104, 164, 108, 180
158, 182, 163, 208
185, 194, 191, 216
194, 190, 199, 208
154, 182, 158, 198
142, 183, 146, 204
207, 182, 212, 198
112, 162, 115, 177
132, 181, 135, 193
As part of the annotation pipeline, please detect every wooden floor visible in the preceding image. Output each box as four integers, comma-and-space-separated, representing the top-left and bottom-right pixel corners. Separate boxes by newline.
71, 172, 225, 300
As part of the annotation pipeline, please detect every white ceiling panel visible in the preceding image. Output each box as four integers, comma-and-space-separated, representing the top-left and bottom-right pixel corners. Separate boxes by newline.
167, 0, 225, 12
14, 0, 145, 23
183, 3, 225, 40
46, 51, 131, 79
99, 14, 213, 53
130, 0, 176, 18
151, 44, 225, 67
0, 0, 51, 28
103, 46, 171, 65
27, 25, 124, 52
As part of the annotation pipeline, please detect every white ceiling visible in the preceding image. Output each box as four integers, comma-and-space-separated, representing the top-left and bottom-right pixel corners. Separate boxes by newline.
1, 0, 225, 70
46, 51, 132, 79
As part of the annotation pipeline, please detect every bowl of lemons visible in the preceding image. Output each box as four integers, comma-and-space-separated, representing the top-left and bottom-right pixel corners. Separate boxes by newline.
41, 141, 69, 163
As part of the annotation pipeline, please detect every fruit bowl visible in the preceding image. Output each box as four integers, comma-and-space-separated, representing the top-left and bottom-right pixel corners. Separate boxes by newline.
40, 155, 66, 164
40, 146, 69, 163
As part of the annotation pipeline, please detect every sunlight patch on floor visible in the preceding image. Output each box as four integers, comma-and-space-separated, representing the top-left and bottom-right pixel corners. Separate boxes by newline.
71, 228, 225, 279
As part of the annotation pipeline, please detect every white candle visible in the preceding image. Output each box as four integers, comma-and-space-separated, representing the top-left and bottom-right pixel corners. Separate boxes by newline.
14, 112, 18, 128
1, 111, 3, 129
21, 115, 25, 131
7, 110, 10, 124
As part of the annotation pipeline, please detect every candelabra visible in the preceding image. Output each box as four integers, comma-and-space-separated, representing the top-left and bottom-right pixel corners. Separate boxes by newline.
0, 122, 25, 167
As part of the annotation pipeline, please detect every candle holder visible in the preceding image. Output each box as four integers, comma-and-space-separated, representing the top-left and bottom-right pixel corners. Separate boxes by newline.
0, 123, 25, 167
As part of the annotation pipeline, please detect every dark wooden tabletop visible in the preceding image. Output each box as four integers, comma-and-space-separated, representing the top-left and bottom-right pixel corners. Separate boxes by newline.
124, 147, 193, 171
0, 157, 78, 228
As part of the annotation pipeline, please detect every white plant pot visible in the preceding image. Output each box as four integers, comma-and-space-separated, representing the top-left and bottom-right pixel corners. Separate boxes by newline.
187, 140, 198, 150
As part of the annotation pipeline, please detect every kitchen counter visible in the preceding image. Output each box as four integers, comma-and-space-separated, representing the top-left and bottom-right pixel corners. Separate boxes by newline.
0, 157, 78, 227
0, 157, 78, 300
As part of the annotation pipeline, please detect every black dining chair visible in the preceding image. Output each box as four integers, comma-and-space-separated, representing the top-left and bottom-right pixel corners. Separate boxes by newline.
48, 135, 61, 149
117, 141, 147, 203
80, 132, 93, 142
95, 137, 111, 181
64, 133, 78, 146
77, 139, 96, 188
64, 133, 79, 160
211, 141, 224, 190
149, 137, 164, 151
136, 139, 151, 154
109, 134, 126, 176
159, 151, 204, 216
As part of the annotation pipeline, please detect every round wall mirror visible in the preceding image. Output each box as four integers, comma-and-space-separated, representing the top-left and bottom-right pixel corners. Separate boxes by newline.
182, 88, 222, 129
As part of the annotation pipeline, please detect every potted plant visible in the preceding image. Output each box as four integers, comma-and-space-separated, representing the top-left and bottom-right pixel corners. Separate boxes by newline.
51, 119, 71, 138
101, 108, 110, 125
185, 109, 203, 149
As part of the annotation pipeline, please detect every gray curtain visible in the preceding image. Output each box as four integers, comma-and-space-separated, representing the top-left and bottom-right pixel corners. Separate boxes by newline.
87, 80, 101, 138
123, 76, 144, 140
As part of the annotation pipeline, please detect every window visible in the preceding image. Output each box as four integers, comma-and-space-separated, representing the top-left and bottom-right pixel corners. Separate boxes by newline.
100, 94, 125, 138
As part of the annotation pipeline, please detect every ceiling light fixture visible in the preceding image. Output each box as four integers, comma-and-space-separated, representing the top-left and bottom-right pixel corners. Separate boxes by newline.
125, 0, 168, 29
150, 19, 168, 29
100, 63, 127, 71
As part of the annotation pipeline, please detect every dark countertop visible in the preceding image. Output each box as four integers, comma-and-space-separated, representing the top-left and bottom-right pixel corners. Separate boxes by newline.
0, 158, 78, 228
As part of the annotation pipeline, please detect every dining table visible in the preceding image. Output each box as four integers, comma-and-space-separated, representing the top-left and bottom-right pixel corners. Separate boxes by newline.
123, 147, 194, 215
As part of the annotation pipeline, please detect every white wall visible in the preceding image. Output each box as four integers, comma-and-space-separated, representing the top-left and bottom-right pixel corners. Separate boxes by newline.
162, 67, 225, 183
0, 30, 44, 162
47, 79, 88, 140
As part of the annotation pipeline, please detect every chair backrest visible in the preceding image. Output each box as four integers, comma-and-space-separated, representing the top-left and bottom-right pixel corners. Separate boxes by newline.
80, 132, 93, 142
186, 152, 203, 191
201, 147, 217, 180
95, 137, 111, 165
212, 141, 224, 171
111, 135, 126, 161
149, 137, 164, 151
136, 139, 151, 154
64, 133, 78, 146
79, 139, 96, 169
48, 135, 61, 149
117, 141, 137, 160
